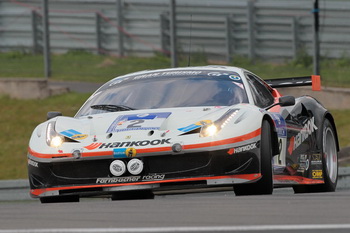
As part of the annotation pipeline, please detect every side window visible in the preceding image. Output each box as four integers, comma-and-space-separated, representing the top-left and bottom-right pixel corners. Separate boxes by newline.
245, 73, 274, 108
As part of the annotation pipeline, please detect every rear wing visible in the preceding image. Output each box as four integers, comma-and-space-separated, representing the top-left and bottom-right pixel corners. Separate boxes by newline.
265, 75, 321, 91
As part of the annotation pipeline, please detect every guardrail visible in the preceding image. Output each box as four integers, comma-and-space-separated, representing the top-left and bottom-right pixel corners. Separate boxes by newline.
2, 0, 350, 61
1, 167, 350, 201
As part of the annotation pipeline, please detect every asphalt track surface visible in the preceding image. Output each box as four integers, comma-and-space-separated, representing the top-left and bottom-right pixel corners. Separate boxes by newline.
1, 188, 350, 233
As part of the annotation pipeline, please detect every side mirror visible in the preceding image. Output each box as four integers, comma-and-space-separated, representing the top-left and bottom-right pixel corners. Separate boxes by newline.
47, 111, 62, 120
266, 96, 295, 110
279, 96, 295, 107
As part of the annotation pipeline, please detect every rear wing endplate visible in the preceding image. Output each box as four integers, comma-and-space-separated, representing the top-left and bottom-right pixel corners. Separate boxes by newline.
265, 75, 321, 91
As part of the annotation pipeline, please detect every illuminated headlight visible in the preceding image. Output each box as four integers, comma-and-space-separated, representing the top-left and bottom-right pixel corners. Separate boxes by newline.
50, 136, 64, 147
200, 124, 218, 137
46, 121, 64, 148
200, 109, 239, 137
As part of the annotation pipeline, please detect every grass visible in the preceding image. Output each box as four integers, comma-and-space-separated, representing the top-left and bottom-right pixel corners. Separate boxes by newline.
0, 51, 172, 83
331, 109, 350, 150
0, 93, 90, 180
0, 51, 350, 179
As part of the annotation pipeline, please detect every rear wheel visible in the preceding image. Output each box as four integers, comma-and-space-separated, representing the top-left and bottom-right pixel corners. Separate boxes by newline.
293, 118, 338, 193
234, 120, 273, 196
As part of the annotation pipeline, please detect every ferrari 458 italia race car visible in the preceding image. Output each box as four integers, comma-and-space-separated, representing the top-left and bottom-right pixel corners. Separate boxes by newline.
27, 66, 339, 203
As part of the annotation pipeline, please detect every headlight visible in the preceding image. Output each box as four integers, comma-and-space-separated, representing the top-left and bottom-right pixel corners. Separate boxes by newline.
200, 109, 239, 137
46, 121, 64, 148
200, 124, 218, 137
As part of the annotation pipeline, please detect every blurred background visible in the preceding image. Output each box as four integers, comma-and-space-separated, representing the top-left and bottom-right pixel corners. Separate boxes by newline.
0, 0, 350, 180
1, 0, 350, 83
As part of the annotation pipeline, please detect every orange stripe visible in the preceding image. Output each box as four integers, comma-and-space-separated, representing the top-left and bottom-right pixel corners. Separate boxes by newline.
138, 146, 173, 153
274, 175, 324, 184
28, 128, 261, 159
28, 147, 73, 158
30, 173, 261, 196
183, 128, 261, 150
82, 151, 113, 157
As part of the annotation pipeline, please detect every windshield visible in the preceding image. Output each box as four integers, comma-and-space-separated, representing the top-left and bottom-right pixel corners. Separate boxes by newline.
75, 70, 248, 117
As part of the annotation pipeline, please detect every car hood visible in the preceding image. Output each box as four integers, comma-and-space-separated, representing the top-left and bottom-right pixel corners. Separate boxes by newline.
54, 106, 234, 141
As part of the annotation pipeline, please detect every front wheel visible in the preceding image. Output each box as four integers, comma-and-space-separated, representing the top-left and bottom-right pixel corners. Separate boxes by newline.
234, 120, 273, 196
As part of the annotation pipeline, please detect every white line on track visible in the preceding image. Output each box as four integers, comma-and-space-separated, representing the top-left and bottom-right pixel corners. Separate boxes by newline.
2, 224, 350, 233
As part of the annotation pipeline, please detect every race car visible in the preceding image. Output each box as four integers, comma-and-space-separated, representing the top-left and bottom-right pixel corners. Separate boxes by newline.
27, 66, 339, 203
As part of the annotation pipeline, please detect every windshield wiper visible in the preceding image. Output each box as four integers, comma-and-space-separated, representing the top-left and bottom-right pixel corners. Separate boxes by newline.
91, 104, 136, 112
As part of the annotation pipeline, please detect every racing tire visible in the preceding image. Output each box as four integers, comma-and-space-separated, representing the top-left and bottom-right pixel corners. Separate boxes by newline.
111, 190, 155, 201
40, 195, 79, 204
234, 120, 273, 196
293, 118, 338, 193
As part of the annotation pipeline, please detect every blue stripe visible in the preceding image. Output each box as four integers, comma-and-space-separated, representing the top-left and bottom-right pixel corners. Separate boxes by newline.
178, 124, 201, 132
60, 129, 82, 137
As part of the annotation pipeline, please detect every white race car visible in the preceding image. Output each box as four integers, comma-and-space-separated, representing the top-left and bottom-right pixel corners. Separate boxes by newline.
27, 66, 339, 203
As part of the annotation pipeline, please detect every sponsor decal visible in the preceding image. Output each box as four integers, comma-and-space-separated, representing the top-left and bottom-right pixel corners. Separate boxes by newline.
109, 160, 126, 176
108, 77, 130, 87
178, 120, 212, 133
133, 71, 202, 80
312, 170, 323, 179
98, 138, 171, 149
60, 129, 87, 140
229, 75, 241, 81
288, 117, 318, 154
227, 148, 234, 155
127, 159, 143, 175
208, 72, 225, 76
142, 174, 165, 181
71, 134, 88, 140
84, 142, 103, 150
231, 142, 257, 154
297, 154, 310, 172
96, 174, 165, 184
97, 176, 140, 183
311, 154, 322, 165
107, 112, 171, 133
270, 113, 287, 138
112, 148, 137, 158
28, 159, 38, 168
125, 147, 137, 157
113, 148, 127, 158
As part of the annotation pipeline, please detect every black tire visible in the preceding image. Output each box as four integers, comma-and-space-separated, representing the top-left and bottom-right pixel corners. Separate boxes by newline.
293, 118, 338, 193
40, 195, 79, 204
234, 120, 273, 196
111, 190, 155, 201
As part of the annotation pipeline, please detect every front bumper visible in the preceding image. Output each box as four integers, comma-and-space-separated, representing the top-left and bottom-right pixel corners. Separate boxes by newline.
28, 148, 260, 198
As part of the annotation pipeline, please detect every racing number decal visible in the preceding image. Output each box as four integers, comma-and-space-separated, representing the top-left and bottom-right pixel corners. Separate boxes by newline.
107, 112, 172, 133
127, 120, 145, 128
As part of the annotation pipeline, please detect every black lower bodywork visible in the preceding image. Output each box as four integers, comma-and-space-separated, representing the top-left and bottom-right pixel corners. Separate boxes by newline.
28, 148, 261, 198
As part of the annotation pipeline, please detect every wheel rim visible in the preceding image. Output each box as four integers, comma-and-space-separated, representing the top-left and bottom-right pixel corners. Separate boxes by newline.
323, 127, 338, 183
